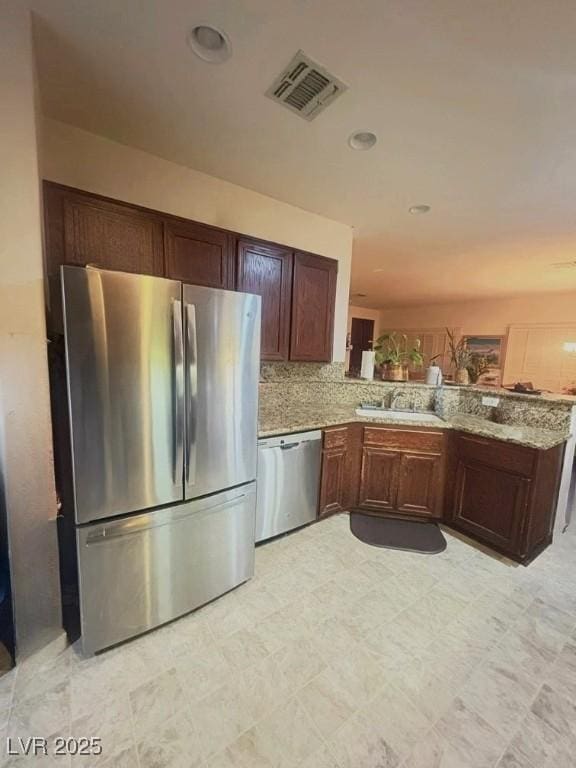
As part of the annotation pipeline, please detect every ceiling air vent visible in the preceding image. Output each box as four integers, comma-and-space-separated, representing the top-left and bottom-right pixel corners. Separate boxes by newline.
265, 50, 347, 121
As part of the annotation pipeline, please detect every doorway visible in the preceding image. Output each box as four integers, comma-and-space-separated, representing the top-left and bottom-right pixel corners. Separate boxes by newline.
349, 318, 375, 375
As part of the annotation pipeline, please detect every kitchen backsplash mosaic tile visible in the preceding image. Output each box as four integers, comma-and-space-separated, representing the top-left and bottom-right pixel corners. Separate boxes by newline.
259, 373, 574, 432
260, 362, 346, 381
457, 389, 573, 430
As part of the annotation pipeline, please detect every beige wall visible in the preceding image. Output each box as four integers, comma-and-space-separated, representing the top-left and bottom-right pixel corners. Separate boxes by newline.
379, 292, 576, 336
379, 292, 576, 391
0, 6, 62, 657
40, 119, 354, 361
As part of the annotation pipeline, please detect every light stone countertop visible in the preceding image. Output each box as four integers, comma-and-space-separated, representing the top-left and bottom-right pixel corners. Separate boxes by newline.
342, 378, 576, 406
258, 405, 569, 450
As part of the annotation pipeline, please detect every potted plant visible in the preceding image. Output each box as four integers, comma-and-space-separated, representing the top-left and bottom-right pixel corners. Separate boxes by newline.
446, 328, 471, 385
373, 333, 424, 381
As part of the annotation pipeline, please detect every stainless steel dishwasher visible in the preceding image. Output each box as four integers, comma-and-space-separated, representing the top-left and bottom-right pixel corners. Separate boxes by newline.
256, 430, 322, 542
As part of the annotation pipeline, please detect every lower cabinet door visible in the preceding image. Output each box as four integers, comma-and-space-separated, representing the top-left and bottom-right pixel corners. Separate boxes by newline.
451, 459, 531, 553
319, 447, 347, 517
396, 452, 442, 518
358, 447, 401, 513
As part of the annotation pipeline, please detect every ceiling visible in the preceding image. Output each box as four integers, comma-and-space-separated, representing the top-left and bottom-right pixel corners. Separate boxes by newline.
32, 0, 576, 308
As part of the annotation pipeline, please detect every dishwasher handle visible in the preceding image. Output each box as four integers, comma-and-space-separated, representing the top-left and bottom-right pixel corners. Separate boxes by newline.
258, 430, 322, 452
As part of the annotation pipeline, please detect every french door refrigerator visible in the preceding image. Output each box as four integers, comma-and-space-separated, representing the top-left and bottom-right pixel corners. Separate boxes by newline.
59, 266, 260, 654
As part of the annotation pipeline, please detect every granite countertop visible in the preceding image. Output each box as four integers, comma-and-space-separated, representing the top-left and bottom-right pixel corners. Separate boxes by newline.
342, 377, 576, 406
258, 406, 569, 450
446, 414, 568, 450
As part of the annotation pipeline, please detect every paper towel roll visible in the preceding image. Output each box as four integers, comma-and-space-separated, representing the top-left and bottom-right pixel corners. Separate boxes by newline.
360, 350, 376, 380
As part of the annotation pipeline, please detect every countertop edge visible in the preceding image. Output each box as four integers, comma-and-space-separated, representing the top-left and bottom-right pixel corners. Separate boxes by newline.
258, 414, 570, 450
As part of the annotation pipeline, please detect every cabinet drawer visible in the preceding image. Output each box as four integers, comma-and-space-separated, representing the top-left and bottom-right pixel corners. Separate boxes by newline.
362, 427, 444, 453
456, 433, 535, 477
323, 426, 349, 449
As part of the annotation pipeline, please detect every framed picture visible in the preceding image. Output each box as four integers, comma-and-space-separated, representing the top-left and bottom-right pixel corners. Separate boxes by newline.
463, 335, 506, 386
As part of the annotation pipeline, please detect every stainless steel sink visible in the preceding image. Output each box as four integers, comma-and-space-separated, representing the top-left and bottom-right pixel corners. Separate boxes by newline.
355, 407, 444, 424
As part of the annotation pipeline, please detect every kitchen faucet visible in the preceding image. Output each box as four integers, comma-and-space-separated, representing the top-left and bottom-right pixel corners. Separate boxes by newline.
390, 388, 414, 411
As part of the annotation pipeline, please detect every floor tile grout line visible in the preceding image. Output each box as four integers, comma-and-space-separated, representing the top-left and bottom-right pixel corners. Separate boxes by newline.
295, 685, 347, 768
428, 590, 569, 767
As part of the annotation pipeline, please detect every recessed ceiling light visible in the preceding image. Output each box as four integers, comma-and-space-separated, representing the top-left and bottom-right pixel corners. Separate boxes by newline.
409, 204, 431, 214
188, 25, 231, 63
348, 131, 377, 151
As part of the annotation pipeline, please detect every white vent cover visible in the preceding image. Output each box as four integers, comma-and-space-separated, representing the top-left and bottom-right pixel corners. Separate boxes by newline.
265, 50, 347, 121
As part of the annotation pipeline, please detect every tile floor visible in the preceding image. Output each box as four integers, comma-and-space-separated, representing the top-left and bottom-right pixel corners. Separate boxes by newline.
1, 514, 576, 767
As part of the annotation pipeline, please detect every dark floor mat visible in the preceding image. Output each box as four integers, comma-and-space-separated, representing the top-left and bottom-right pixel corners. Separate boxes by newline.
350, 512, 447, 555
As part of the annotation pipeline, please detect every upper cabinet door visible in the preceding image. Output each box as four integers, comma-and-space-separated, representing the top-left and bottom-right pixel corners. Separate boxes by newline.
236, 240, 293, 360
164, 220, 234, 289
290, 251, 337, 362
44, 183, 164, 277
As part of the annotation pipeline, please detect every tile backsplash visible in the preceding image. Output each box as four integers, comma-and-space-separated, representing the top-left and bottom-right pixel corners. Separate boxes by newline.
259, 364, 574, 431
259, 379, 438, 411
456, 388, 573, 430
260, 361, 346, 381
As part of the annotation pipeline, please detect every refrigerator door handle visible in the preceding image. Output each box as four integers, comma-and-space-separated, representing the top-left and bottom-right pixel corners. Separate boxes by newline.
185, 302, 198, 486
83, 491, 250, 544
172, 299, 185, 485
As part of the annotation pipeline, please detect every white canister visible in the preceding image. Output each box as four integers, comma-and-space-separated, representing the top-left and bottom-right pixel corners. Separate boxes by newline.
360, 350, 376, 380
426, 365, 443, 386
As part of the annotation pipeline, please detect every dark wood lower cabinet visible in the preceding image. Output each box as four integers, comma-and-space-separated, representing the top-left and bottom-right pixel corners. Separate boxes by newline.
357, 427, 444, 520
319, 447, 347, 517
317, 423, 564, 563
397, 452, 443, 518
451, 460, 530, 553
446, 433, 564, 562
358, 447, 401, 512
319, 427, 349, 518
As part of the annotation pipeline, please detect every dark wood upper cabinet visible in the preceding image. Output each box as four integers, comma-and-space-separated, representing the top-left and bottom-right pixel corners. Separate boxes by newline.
164, 220, 234, 289
290, 251, 337, 362
44, 182, 164, 279
43, 183, 340, 362
236, 240, 293, 360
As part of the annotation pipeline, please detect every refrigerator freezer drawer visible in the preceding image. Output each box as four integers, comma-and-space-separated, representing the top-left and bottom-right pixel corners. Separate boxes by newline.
76, 484, 256, 654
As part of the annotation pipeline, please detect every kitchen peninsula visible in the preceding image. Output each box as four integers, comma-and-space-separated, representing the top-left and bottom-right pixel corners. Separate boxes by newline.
259, 365, 575, 565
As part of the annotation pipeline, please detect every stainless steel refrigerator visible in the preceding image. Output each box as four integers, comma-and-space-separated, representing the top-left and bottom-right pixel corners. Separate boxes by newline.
59, 266, 260, 654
